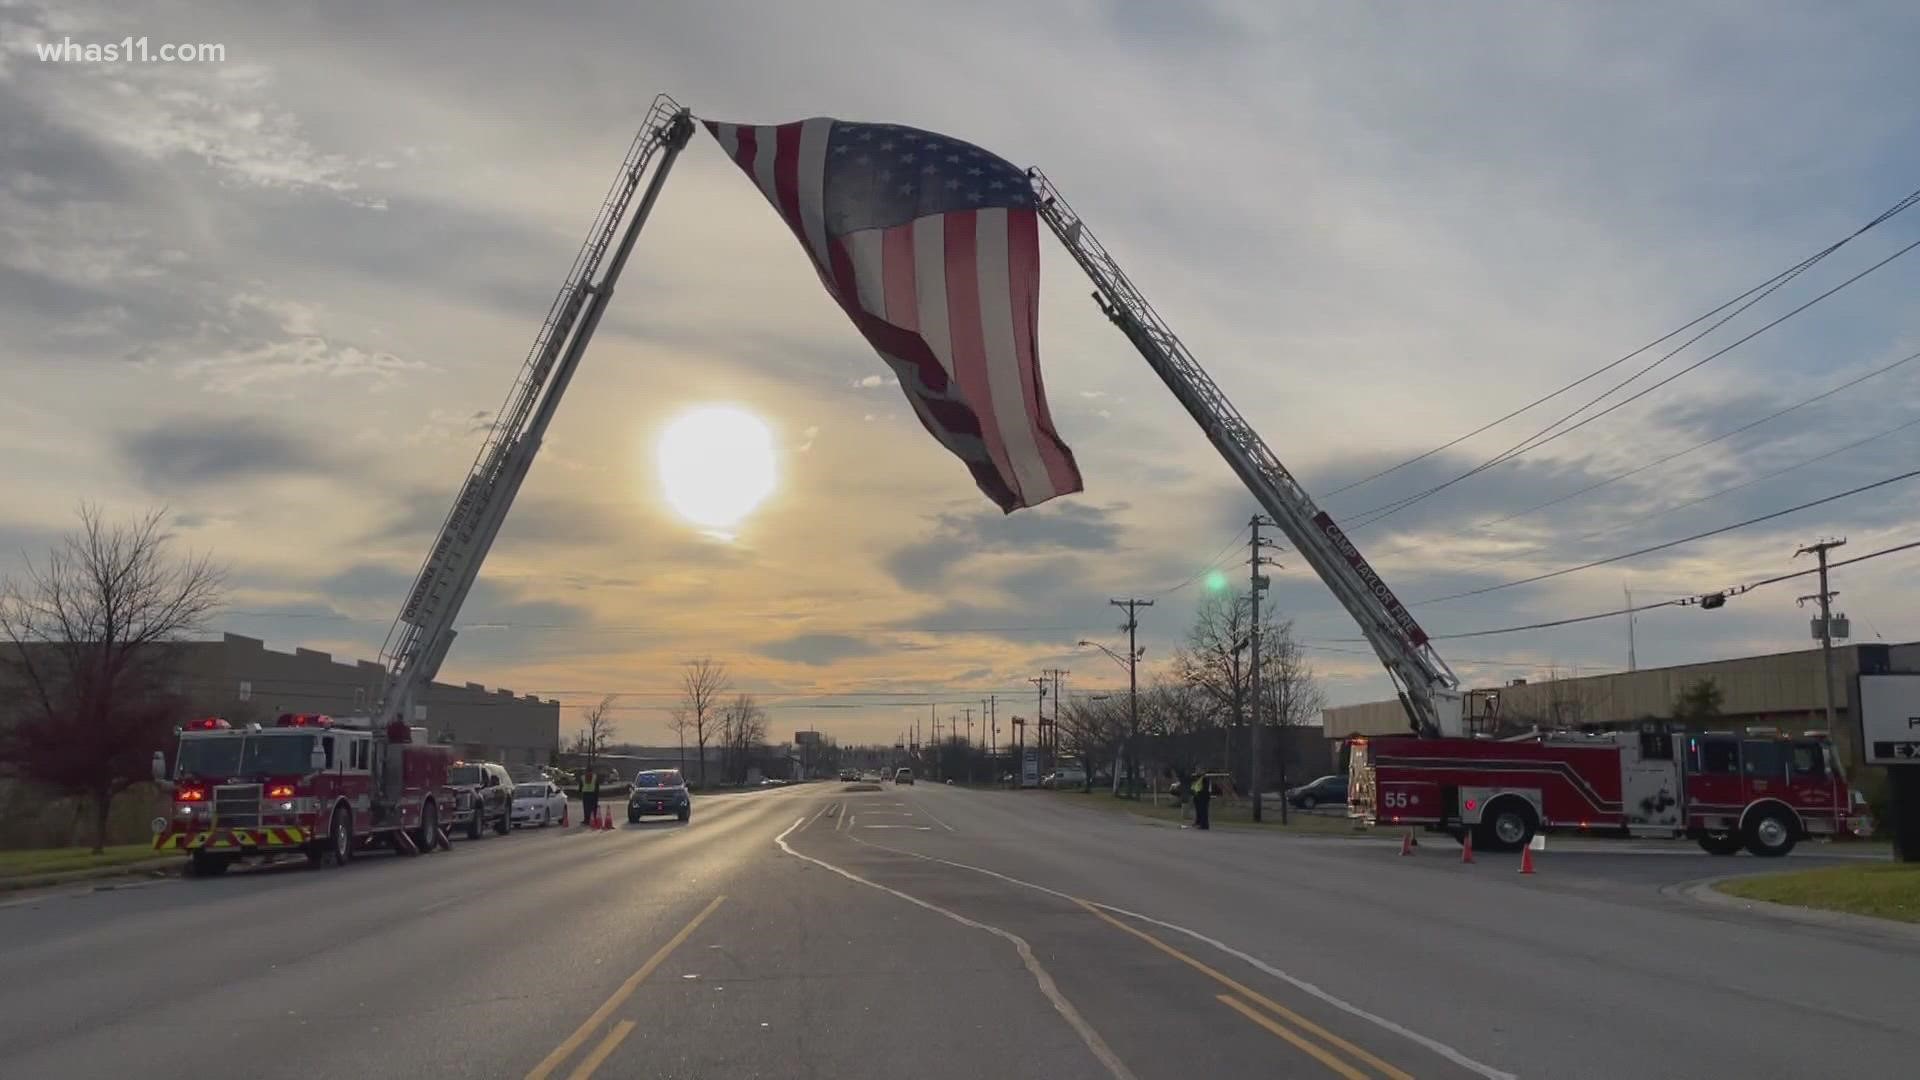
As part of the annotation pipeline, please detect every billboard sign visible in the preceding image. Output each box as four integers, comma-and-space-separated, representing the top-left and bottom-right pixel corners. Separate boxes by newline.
1859, 674, 1920, 764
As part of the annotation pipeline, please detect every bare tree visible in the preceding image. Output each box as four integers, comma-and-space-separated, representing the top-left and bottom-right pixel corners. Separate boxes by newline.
0, 506, 224, 852
678, 658, 729, 788
1170, 591, 1323, 791
574, 695, 619, 780
720, 693, 768, 785
1057, 696, 1127, 792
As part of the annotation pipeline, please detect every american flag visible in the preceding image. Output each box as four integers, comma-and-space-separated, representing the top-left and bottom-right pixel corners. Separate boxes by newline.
704, 116, 1083, 513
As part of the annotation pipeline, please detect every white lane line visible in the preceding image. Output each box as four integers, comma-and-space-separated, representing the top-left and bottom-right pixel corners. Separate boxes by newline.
844, 833, 1514, 1080
860, 825, 933, 830
913, 799, 955, 833
806, 804, 830, 831
775, 818, 1135, 1080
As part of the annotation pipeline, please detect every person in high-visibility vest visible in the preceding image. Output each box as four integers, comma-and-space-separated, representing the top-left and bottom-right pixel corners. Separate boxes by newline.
1191, 773, 1214, 831
580, 770, 600, 827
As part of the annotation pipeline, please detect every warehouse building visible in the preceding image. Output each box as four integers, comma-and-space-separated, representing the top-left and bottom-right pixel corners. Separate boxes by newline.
174, 633, 560, 768
1322, 640, 1920, 769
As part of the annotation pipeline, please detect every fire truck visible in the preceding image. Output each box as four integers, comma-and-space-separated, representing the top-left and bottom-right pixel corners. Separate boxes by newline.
145, 99, 702, 876
1348, 725, 1872, 857
151, 714, 455, 876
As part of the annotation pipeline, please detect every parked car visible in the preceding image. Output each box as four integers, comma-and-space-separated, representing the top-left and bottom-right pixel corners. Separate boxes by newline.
894, 768, 914, 785
1041, 767, 1088, 789
448, 760, 514, 839
839, 768, 859, 782
1286, 774, 1348, 810
512, 780, 568, 827
628, 769, 692, 824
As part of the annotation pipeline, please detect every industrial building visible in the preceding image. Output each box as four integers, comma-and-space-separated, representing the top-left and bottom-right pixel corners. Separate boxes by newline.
174, 633, 560, 768
1322, 640, 1920, 769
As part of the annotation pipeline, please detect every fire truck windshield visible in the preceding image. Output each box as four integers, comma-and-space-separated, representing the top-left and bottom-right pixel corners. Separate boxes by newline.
176, 732, 317, 778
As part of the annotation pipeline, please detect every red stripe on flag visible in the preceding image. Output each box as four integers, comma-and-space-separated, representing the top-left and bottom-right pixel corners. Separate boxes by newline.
773, 122, 805, 235
1004, 208, 1082, 495
881, 224, 918, 332
732, 125, 758, 173
942, 211, 1016, 494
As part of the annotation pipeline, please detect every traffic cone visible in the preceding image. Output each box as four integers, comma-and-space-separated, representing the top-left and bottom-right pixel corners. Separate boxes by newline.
600, 808, 612, 831
1399, 830, 1415, 856
559, 802, 569, 827
1519, 845, 1535, 875
1460, 834, 1474, 864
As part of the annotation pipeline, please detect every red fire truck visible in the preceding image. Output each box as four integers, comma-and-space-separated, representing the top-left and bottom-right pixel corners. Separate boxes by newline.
151, 713, 455, 876
1348, 725, 1871, 857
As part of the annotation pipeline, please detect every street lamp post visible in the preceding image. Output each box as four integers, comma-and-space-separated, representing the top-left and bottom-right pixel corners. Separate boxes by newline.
1078, 639, 1146, 798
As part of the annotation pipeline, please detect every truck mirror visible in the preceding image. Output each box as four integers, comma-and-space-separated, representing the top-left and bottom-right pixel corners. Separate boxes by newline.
151, 750, 167, 783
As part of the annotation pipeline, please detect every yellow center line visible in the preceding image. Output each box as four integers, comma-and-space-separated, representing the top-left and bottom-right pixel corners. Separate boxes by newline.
1219, 995, 1373, 1080
1076, 900, 1413, 1080
525, 894, 727, 1080
566, 1020, 636, 1080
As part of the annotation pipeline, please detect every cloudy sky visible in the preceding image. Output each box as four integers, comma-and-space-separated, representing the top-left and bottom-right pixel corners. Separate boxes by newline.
5, 0, 1919, 745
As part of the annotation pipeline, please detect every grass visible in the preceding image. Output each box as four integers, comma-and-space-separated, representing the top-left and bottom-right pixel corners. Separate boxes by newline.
0, 844, 166, 880
1717, 863, 1920, 924
1031, 786, 1364, 835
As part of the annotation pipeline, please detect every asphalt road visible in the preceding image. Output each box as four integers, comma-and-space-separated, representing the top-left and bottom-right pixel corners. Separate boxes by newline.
0, 783, 1913, 1080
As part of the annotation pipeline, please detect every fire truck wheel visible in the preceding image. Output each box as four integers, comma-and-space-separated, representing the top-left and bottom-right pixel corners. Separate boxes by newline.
188, 851, 231, 877
1477, 800, 1536, 853
1743, 809, 1797, 858
329, 806, 354, 866
1696, 831, 1743, 856
417, 799, 440, 854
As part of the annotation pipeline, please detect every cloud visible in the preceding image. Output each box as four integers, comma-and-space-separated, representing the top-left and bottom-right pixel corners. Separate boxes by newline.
885, 501, 1123, 591
116, 417, 333, 490
755, 633, 885, 666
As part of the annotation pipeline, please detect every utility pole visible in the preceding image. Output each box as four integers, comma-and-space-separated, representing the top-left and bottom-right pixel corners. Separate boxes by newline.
1796, 537, 1847, 744
1029, 674, 1049, 774
1249, 515, 1280, 823
989, 694, 997, 784
1111, 598, 1153, 799
963, 706, 974, 784
1044, 668, 1070, 773
1624, 584, 1637, 672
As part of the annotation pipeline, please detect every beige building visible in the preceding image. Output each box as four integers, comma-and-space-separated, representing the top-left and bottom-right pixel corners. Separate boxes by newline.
174, 633, 560, 768
1322, 640, 1920, 768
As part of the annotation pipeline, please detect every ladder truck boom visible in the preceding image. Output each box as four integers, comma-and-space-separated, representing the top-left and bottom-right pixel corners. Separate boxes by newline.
1025, 169, 1463, 738
371, 95, 694, 770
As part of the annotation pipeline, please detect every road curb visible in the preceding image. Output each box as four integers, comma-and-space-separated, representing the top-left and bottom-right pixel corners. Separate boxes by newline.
0, 857, 181, 894
1667, 874, 1920, 942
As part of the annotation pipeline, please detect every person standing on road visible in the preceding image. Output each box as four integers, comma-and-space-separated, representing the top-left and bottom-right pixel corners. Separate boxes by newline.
580, 770, 599, 826
1192, 773, 1213, 831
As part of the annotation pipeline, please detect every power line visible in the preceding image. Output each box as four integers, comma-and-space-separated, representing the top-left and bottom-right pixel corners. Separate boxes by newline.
1318, 184, 1920, 503
1409, 467, 1920, 605
1462, 347, 1920, 534
1345, 233, 1920, 531
1413, 536, 1920, 641
1554, 412, 1920, 551
1145, 525, 1250, 597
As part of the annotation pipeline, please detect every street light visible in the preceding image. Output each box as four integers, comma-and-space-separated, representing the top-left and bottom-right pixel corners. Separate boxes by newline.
1077, 640, 1146, 797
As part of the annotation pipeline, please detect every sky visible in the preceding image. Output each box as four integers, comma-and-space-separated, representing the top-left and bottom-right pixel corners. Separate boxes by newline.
5, 0, 1920, 746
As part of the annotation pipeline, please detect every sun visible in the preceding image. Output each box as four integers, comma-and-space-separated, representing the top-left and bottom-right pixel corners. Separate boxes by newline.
656, 405, 777, 531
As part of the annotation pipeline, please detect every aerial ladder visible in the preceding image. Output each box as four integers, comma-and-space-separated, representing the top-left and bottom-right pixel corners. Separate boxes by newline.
1026, 171, 1465, 738
362, 96, 695, 825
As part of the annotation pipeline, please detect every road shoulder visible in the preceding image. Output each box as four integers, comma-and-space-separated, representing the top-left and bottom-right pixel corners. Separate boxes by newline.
1670, 874, 1920, 942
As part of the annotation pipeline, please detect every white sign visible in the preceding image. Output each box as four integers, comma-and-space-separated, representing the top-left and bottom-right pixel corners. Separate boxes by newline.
1021, 747, 1040, 788
1859, 674, 1920, 765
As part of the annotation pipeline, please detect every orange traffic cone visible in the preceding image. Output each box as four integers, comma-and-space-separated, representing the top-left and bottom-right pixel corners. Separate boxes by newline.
1399, 830, 1415, 856
601, 808, 613, 830
1460, 834, 1475, 864
1519, 845, 1535, 875
596, 808, 608, 831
